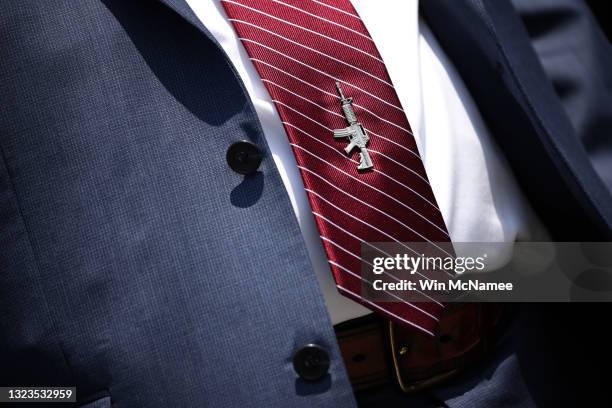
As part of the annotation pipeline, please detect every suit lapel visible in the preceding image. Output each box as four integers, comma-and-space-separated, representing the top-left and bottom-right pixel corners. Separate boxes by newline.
421, 0, 612, 238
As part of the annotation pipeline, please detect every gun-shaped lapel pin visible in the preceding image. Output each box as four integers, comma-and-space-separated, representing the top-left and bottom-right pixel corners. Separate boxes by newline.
332, 82, 374, 171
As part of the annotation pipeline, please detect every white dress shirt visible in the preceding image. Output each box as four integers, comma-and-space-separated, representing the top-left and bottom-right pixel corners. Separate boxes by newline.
185, 0, 548, 323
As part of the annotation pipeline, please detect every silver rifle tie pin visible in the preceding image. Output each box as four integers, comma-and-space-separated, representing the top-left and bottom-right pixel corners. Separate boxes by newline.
332, 82, 374, 171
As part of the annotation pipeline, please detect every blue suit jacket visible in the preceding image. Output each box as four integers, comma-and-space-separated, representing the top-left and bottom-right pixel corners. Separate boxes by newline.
1, 0, 610, 407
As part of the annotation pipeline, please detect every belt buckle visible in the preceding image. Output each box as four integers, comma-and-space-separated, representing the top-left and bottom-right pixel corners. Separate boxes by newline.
387, 304, 501, 393
387, 321, 458, 393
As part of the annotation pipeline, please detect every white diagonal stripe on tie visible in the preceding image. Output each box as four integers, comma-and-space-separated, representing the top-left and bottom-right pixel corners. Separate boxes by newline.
251, 58, 415, 135
276, 110, 440, 211
292, 143, 451, 238
221, 0, 383, 62
310, 0, 361, 19
336, 284, 435, 336
325, 259, 439, 320
230, 20, 393, 86
320, 236, 442, 305
270, 0, 374, 42
238, 38, 405, 112
298, 165, 453, 259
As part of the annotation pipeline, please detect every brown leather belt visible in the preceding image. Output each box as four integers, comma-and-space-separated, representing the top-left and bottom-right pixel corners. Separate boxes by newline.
335, 304, 505, 393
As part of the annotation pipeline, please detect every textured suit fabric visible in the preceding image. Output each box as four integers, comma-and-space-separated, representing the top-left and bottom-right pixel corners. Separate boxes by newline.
0, 1, 355, 406
0, 0, 611, 407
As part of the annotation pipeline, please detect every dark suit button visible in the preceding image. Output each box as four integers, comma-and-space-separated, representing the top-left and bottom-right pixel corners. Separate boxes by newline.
226, 141, 263, 175
293, 344, 330, 381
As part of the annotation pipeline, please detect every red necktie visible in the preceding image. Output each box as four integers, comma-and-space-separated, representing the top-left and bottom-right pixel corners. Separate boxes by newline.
223, 0, 451, 335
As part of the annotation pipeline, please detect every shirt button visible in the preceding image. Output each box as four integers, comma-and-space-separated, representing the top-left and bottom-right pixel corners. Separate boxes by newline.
293, 344, 330, 382
226, 141, 263, 175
